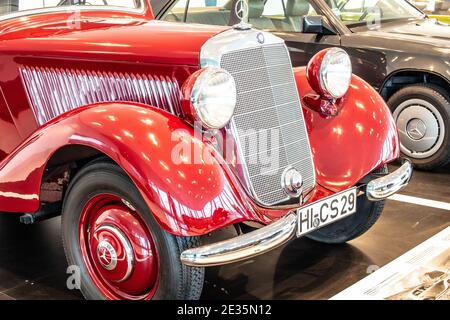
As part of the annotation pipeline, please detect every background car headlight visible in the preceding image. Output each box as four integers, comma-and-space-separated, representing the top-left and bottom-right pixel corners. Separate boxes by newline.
190, 68, 237, 129
307, 47, 352, 99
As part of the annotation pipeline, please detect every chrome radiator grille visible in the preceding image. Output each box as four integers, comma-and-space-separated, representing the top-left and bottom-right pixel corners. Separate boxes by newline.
221, 44, 315, 206
20, 66, 182, 125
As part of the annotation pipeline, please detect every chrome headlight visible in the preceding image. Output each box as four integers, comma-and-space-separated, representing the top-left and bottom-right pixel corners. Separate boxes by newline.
319, 48, 352, 99
191, 68, 237, 129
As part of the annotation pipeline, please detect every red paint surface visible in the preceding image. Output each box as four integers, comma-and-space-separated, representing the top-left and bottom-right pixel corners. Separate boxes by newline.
0, 6, 222, 141
294, 67, 400, 192
0, 4, 399, 236
305, 49, 329, 98
0, 103, 265, 236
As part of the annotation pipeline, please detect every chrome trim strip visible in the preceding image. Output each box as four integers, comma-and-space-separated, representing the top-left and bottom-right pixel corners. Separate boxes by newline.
366, 160, 413, 201
200, 28, 284, 68
180, 213, 297, 267
0, 2, 146, 22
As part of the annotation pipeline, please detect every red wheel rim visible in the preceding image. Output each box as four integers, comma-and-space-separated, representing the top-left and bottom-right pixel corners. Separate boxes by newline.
79, 194, 159, 300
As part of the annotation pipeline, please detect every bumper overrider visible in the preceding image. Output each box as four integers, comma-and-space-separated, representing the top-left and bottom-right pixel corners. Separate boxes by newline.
181, 160, 413, 267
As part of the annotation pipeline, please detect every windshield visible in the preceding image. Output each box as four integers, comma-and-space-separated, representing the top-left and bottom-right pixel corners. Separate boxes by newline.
0, 0, 143, 17
326, 0, 424, 28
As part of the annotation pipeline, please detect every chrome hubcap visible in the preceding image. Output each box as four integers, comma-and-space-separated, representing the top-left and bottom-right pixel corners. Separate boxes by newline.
93, 225, 135, 283
80, 194, 159, 299
406, 118, 427, 140
393, 99, 445, 159
97, 240, 118, 271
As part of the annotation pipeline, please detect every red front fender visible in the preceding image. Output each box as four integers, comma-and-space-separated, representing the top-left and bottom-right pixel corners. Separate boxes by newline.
294, 67, 400, 192
0, 103, 265, 236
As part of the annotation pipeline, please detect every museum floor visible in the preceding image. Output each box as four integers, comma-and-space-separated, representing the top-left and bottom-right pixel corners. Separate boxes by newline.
0, 164, 448, 300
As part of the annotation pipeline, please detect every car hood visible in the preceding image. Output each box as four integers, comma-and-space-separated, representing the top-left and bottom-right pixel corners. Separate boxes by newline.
0, 12, 227, 66
355, 18, 450, 51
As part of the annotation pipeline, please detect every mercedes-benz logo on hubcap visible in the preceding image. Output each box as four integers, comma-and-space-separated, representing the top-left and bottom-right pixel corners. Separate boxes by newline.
282, 167, 304, 198
406, 118, 427, 140
235, 0, 249, 23
97, 240, 118, 271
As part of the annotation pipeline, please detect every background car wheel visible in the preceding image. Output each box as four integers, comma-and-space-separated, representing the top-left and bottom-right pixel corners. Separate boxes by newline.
62, 159, 204, 300
388, 84, 450, 170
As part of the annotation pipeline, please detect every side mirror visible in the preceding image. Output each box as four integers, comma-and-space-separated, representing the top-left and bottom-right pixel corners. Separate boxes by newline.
302, 16, 336, 35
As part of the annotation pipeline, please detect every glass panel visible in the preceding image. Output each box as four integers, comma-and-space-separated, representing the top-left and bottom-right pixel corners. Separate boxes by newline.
324, 0, 423, 27
162, 0, 232, 25
161, 0, 319, 32
251, 0, 317, 32
161, 0, 187, 22
409, 0, 450, 23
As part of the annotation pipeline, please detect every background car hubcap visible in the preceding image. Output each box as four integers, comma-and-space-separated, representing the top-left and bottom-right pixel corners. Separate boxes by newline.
393, 99, 445, 159
406, 118, 427, 140
79, 194, 159, 299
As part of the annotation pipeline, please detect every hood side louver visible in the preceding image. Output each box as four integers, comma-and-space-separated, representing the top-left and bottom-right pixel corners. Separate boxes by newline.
20, 66, 183, 125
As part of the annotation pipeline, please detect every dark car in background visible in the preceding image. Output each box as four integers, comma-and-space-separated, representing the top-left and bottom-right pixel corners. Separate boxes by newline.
152, 0, 450, 170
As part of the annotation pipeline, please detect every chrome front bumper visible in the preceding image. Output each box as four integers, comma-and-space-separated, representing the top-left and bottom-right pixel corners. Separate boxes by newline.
181, 160, 413, 267
366, 160, 412, 201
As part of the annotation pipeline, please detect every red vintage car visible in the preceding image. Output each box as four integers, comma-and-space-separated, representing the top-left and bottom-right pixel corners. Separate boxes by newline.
0, 0, 411, 300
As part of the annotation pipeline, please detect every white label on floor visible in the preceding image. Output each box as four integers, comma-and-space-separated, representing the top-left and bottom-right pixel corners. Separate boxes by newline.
331, 226, 450, 300
389, 194, 450, 211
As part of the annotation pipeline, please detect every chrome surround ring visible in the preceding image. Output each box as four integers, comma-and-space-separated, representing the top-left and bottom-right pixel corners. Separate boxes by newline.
319, 47, 352, 99
95, 225, 135, 283
189, 67, 237, 129
393, 99, 445, 159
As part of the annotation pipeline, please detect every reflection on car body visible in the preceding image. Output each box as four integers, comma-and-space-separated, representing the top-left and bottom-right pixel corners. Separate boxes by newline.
155, 0, 450, 170
0, 0, 411, 299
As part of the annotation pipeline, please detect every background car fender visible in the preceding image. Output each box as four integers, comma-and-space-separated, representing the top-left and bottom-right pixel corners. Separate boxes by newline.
381, 65, 450, 98
384, 52, 450, 87
0, 102, 262, 236
293, 67, 400, 192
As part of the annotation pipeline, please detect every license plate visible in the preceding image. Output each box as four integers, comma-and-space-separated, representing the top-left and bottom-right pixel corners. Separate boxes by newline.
296, 187, 357, 237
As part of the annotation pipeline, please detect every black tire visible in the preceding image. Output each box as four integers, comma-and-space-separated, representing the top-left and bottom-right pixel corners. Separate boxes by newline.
306, 164, 387, 244
306, 195, 385, 244
388, 84, 450, 170
62, 159, 204, 300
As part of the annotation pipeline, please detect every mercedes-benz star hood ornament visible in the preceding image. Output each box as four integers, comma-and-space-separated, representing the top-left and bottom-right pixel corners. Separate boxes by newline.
234, 0, 252, 30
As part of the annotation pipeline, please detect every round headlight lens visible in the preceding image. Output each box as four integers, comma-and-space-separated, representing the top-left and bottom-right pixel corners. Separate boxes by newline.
191, 68, 237, 129
320, 48, 352, 99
